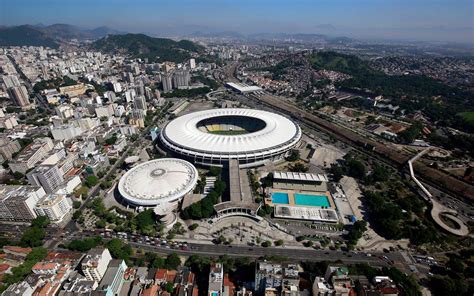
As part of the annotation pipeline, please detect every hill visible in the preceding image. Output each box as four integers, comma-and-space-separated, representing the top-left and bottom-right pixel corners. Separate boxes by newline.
308, 51, 474, 132
91, 34, 204, 62
0, 25, 59, 48
38, 24, 124, 40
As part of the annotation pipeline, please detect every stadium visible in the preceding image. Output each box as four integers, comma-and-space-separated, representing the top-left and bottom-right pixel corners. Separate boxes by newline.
117, 158, 198, 208
159, 108, 302, 167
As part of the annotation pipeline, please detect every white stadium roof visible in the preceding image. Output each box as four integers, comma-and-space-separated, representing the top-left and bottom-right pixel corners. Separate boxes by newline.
118, 158, 198, 206
161, 108, 301, 155
226, 82, 262, 93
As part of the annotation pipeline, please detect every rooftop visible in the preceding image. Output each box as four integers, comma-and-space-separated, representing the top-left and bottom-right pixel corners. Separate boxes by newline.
118, 158, 198, 206
273, 171, 329, 182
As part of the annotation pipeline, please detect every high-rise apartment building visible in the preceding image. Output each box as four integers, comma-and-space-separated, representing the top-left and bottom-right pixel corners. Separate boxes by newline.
172, 69, 190, 89
34, 194, 72, 222
81, 248, 113, 283
7, 85, 30, 107
162, 73, 173, 92
0, 185, 46, 221
27, 165, 64, 194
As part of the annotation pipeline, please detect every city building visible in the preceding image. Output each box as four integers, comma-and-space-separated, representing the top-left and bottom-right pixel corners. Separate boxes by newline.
34, 194, 72, 223
55, 105, 74, 119
81, 248, 113, 283
0, 137, 21, 160
133, 95, 147, 112
189, 58, 196, 69
51, 124, 84, 141
129, 109, 145, 128
104, 91, 117, 102
27, 164, 64, 193
0, 115, 19, 129
2, 281, 33, 295
97, 259, 127, 296
208, 263, 224, 296
172, 69, 190, 89
7, 85, 30, 107
58, 84, 87, 97
0, 185, 45, 221
2, 75, 21, 88
162, 73, 173, 92
95, 104, 116, 118
9, 137, 54, 174
118, 158, 198, 226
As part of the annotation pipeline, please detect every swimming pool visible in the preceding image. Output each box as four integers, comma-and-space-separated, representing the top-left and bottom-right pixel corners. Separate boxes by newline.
294, 193, 330, 207
272, 192, 290, 204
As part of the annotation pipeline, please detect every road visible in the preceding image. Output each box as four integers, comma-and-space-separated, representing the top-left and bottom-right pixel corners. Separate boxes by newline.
66, 231, 404, 268
6, 54, 54, 112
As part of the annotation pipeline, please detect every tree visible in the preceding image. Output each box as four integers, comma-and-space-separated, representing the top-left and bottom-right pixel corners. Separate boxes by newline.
260, 173, 274, 193
85, 175, 99, 188
73, 201, 82, 209
371, 164, 389, 183
165, 282, 174, 293
208, 166, 222, 177
289, 162, 308, 172
26, 247, 47, 261
399, 122, 423, 143
346, 158, 366, 179
188, 223, 199, 231
346, 220, 367, 248
20, 227, 45, 247
165, 253, 181, 270
66, 237, 102, 252
150, 256, 165, 269
74, 186, 89, 198
329, 164, 345, 182
286, 150, 300, 162
107, 239, 132, 261
95, 220, 106, 228
446, 256, 466, 274
31, 216, 50, 228
135, 209, 156, 233
274, 240, 284, 246
257, 204, 273, 217
261, 241, 271, 247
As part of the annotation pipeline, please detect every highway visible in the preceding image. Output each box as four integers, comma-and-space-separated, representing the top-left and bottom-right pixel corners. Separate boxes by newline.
65, 231, 404, 268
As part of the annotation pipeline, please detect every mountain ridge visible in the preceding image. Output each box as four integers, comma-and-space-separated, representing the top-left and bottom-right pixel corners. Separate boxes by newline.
91, 33, 204, 62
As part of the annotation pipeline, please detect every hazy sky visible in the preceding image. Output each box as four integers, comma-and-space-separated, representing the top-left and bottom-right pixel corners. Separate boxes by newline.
1, 0, 473, 43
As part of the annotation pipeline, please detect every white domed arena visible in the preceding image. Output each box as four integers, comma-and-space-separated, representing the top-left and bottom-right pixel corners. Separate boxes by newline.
159, 108, 302, 167
118, 158, 198, 207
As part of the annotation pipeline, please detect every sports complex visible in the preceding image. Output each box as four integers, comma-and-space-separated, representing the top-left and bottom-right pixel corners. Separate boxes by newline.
267, 171, 339, 223
159, 108, 302, 167
117, 158, 199, 225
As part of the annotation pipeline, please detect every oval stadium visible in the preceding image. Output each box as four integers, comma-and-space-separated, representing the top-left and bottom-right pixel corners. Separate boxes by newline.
117, 158, 198, 207
159, 108, 302, 167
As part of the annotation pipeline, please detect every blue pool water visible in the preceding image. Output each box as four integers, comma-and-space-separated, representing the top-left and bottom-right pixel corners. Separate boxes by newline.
294, 194, 330, 207
272, 192, 290, 204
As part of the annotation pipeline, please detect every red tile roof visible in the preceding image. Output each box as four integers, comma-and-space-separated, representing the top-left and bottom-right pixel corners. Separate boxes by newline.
0, 264, 10, 273
141, 284, 160, 296
155, 269, 167, 280
3, 246, 32, 254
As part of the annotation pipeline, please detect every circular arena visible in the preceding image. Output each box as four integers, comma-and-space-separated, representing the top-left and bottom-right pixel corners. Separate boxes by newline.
159, 108, 302, 167
117, 158, 198, 207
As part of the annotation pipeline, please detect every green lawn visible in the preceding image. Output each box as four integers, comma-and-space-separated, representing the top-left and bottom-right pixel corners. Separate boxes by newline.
208, 130, 248, 135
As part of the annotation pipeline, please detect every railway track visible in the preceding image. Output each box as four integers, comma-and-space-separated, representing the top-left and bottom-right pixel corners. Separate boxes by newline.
248, 93, 474, 202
